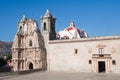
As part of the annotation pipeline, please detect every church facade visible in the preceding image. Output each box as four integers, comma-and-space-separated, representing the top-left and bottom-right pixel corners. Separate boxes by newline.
12, 15, 47, 71
12, 10, 120, 73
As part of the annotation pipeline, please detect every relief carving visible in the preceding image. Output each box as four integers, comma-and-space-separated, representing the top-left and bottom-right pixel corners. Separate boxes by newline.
111, 47, 116, 53
96, 44, 106, 48
88, 48, 92, 53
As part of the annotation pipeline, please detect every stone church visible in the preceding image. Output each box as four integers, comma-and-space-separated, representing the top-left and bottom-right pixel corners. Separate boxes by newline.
12, 10, 120, 73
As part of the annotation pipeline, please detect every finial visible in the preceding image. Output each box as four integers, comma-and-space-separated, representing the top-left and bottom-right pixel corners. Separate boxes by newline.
70, 21, 75, 27
46, 9, 49, 13
23, 14, 26, 18
21, 14, 27, 21
44, 9, 52, 17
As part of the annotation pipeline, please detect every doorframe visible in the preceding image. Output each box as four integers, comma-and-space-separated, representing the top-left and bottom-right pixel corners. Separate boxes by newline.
98, 61, 106, 73
29, 62, 33, 70
92, 59, 111, 73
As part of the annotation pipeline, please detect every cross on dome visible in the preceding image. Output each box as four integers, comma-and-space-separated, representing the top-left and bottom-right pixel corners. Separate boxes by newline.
69, 21, 75, 27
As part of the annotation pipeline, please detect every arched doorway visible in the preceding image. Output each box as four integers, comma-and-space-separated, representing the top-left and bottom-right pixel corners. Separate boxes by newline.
29, 63, 33, 70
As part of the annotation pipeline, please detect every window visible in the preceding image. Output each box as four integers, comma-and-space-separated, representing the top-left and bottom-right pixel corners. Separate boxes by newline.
18, 39, 21, 47
18, 39, 21, 44
19, 26, 22, 31
74, 49, 78, 54
112, 60, 116, 65
29, 40, 32, 47
43, 22, 46, 30
89, 60, 92, 64
98, 48, 104, 54
18, 62, 21, 70
18, 51, 21, 58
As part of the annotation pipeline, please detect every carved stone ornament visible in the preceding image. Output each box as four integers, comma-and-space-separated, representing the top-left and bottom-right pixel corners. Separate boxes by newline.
88, 48, 92, 53
111, 47, 116, 53
96, 44, 106, 48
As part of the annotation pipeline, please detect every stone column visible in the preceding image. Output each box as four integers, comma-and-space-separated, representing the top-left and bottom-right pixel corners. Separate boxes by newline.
92, 59, 97, 72
106, 59, 111, 73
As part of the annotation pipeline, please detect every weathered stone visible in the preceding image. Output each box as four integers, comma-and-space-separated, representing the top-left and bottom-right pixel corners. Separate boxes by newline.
12, 10, 120, 73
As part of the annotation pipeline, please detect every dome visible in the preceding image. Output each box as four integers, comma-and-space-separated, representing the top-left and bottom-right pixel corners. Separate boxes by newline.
56, 22, 88, 39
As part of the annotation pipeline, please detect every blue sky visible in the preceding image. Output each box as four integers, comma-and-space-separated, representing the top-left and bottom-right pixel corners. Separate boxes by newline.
0, 0, 120, 41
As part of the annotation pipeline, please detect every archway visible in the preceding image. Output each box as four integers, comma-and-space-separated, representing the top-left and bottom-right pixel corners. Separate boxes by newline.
29, 63, 33, 70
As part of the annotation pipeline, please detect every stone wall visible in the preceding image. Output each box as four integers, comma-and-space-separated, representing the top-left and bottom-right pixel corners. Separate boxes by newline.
48, 36, 120, 73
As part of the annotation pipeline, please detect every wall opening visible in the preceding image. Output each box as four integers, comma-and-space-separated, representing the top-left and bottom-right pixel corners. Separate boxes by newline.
112, 60, 116, 65
18, 61, 21, 70
89, 60, 92, 64
29, 63, 33, 70
19, 26, 22, 31
43, 22, 46, 30
18, 39, 21, 47
29, 40, 32, 47
74, 49, 78, 54
98, 61, 106, 73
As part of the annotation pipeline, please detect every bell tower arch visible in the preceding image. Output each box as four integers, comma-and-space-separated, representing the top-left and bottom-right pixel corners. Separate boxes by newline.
40, 10, 56, 70
40, 9, 56, 40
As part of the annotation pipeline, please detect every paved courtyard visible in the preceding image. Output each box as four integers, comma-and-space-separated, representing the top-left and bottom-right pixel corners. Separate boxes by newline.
1, 71, 120, 80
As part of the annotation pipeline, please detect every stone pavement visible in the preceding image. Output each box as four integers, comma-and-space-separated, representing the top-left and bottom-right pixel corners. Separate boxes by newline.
1, 71, 120, 80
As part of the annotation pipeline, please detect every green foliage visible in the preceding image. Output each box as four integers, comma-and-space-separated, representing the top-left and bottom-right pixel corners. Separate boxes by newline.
6, 54, 12, 61
0, 57, 7, 67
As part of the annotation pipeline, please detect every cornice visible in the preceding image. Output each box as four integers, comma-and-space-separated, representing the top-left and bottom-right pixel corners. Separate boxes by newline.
49, 35, 120, 44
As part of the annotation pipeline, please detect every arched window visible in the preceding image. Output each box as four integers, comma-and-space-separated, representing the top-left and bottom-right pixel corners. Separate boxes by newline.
19, 26, 22, 31
43, 22, 46, 30
18, 39, 21, 47
29, 40, 32, 47
18, 51, 21, 58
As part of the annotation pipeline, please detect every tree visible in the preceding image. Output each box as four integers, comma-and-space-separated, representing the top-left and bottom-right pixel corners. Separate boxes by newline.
0, 57, 7, 67
6, 54, 12, 61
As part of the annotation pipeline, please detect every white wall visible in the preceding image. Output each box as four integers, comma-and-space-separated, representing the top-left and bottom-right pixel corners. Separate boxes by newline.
48, 36, 120, 73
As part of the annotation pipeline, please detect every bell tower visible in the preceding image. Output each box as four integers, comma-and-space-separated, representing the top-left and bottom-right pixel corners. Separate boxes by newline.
40, 10, 56, 40
40, 10, 56, 70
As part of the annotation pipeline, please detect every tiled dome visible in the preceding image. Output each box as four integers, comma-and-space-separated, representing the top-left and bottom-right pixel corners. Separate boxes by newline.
56, 22, 88, 39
